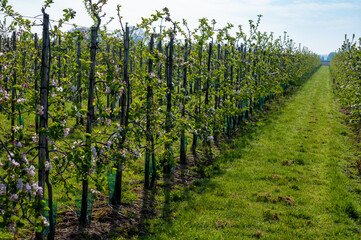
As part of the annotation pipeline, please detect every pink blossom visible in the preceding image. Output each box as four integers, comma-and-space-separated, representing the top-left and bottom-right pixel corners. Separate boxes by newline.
90, 189, 100, 195
12, 160, 20, 167
22, 154, 28, 165
0, 184, 5, 195
38, 105, 44, 116
105, 86, 111, 94
91, 145, 97, 157
10, 194, 18, 201
9, 224, 16, 234
32, 133, 38, 144
50, 78, 57, 87
28, 165, 36, 176
45, 161, 52, 171
16, 98, 26, 104
12, 125, 22, 132
64, 128, 70, 137
121, 149, 127, 158
43, 217, 49, 227
16, 178, 23, 190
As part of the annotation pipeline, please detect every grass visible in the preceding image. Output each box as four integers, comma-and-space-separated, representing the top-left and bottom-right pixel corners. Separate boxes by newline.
140, 66, 361, 239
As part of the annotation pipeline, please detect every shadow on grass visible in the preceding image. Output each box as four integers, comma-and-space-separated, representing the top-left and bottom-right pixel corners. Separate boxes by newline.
137, 85, 304, 239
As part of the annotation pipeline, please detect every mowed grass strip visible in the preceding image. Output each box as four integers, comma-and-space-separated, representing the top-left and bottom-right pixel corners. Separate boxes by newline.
142, 66, 361, 240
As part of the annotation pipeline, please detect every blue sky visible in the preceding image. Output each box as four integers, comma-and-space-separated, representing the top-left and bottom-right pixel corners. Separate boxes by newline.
3, 0, 361, 55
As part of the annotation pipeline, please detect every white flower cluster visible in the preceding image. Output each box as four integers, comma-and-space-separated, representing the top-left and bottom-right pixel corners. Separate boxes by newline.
0, 89, 10, 102
38, 105, 44, 116
16, 98, 26, 104
90, 189, 100, 195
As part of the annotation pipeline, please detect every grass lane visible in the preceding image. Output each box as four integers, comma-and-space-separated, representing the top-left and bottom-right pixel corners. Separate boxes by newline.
143, 66, 361, 239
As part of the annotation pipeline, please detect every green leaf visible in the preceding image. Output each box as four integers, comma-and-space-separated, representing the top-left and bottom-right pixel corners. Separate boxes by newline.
79, 109, 88, 114
36, 226, 43, 232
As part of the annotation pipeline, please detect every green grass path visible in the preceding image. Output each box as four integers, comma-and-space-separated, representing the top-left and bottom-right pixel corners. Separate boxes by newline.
145, 66, 361, 239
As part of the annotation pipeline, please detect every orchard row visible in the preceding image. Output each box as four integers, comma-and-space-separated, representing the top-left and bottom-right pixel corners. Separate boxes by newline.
0, 2, 320, 239
331, 35, 361, 122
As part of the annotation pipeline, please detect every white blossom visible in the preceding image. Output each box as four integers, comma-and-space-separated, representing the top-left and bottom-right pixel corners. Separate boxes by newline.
16, 178, 23, 190
0, 184, 5, 195
64, 128, 70, 137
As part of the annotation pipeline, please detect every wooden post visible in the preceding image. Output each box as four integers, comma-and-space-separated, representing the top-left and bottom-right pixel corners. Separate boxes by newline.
36, 10, 50, 240
106, 42, 110, 109
180, 40, 189, 165
57, 35, 61, 86
76, 37, 84, 125
157, 39, 163, 104
163, 32, 174, 176
34, 33, 40, 132
213, 44, 221, 144
205, 42, 212, 105
11, 31, 16, 142
112, 24, 130, 206
145, 34, 154, 189
80, 26, 97, 227
191, 42, 203, 159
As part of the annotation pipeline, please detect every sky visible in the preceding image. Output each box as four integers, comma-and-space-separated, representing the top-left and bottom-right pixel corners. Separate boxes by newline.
2, 0, 361, 55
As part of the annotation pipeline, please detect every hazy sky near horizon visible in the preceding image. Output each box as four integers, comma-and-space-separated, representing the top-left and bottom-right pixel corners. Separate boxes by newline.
3, 0, 361, 55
